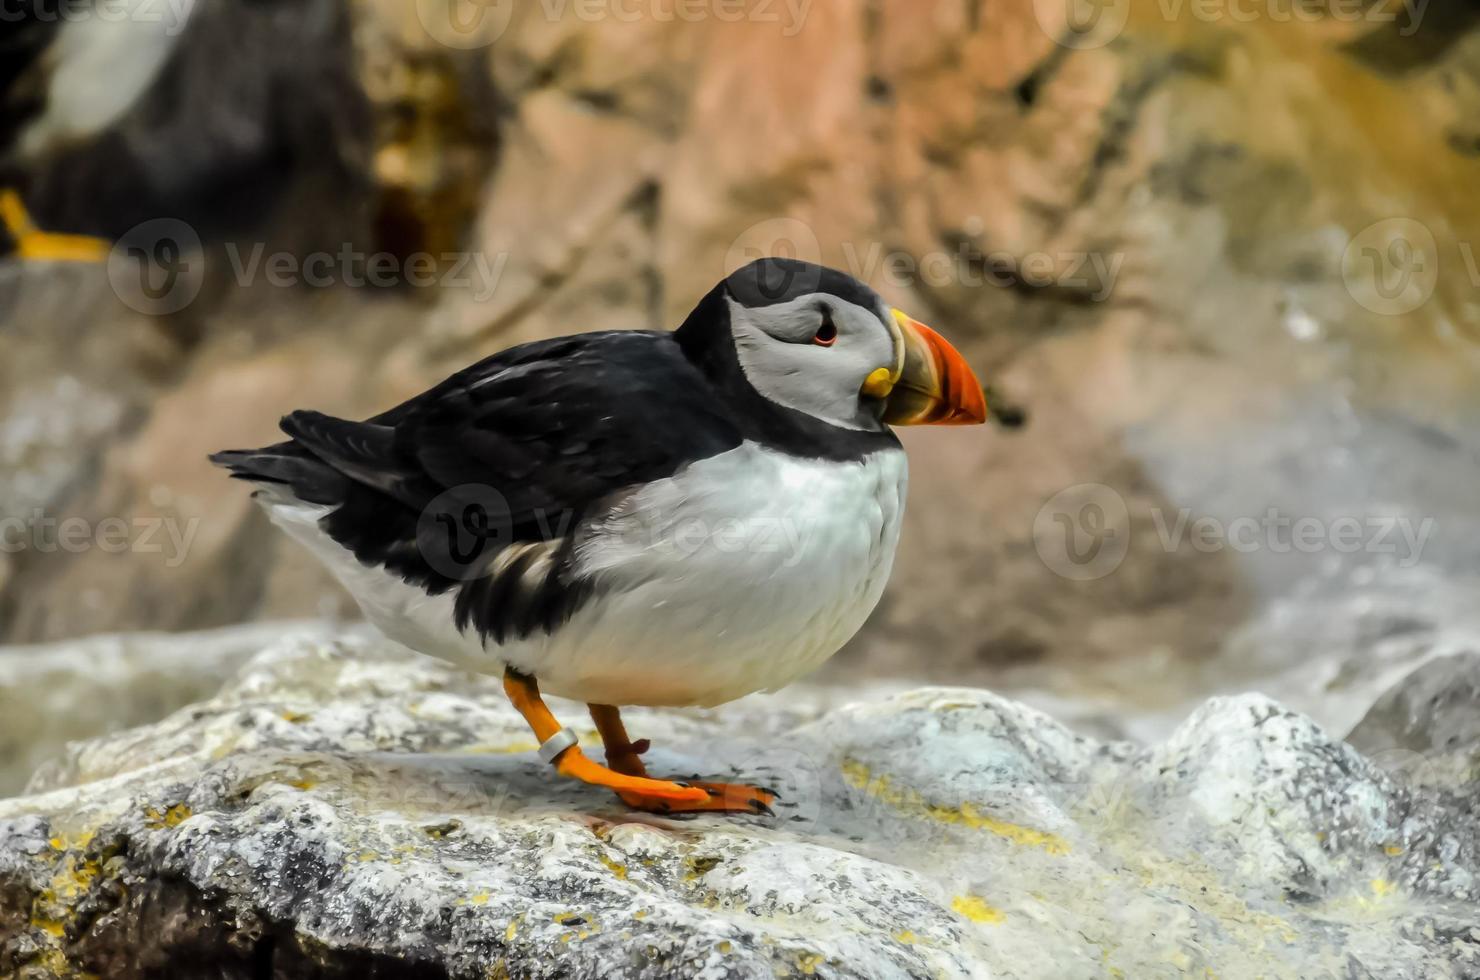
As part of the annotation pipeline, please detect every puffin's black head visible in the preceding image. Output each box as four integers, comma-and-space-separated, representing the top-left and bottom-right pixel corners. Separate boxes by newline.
677, 257, 986, 432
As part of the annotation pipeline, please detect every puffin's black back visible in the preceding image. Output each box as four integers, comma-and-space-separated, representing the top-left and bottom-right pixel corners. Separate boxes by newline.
212, 330, 743, 644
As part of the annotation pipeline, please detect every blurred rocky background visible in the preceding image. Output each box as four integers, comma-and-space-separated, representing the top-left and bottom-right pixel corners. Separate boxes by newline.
3, 0, 1480, 786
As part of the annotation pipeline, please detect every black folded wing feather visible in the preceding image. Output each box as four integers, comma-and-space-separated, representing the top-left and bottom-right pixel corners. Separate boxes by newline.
212, 330, 742, 644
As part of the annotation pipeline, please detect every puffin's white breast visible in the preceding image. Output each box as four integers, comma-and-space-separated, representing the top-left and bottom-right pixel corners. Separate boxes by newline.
261, 442, 908, 708
506, 442, 909, 706
20, 1, 190, 157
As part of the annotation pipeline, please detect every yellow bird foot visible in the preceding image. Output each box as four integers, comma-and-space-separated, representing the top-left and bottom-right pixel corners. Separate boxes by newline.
0, 189, 110, 263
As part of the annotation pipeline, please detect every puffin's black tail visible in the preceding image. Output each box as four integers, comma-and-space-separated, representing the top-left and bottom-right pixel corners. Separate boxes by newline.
209, 440, 346, 506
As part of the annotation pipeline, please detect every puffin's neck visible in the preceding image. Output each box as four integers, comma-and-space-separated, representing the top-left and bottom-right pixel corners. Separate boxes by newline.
673, 285, 748, 395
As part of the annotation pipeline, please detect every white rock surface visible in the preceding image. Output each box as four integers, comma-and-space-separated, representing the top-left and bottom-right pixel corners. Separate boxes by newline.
1, 631, 1477, 978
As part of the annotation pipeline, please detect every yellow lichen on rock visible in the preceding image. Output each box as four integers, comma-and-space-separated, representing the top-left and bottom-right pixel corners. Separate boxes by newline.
841, 759, 1070, 855
47, 830, 94, 852
27, 839, 115, 969
796, 951, 825, 974
597, 852, 628, 879
951, 894, 1005, 924
143, 803, 192, 829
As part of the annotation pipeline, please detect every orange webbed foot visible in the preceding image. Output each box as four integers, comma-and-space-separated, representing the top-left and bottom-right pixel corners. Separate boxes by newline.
554, 749, 710, 805
618, 780, 778, 816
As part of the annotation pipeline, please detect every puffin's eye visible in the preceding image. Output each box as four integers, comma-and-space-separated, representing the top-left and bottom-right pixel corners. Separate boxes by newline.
813, 315, 837, 347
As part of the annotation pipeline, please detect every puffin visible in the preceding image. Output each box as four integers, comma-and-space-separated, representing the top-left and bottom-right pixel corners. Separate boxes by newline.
0, 0, 186, 260
212, 258, 987, 815
1, 0, 368, 263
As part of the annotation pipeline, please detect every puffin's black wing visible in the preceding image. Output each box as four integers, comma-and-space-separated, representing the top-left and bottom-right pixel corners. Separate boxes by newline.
212, 330, 743, 643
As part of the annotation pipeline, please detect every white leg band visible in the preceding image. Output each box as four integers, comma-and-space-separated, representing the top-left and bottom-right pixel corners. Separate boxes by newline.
537, 727, 579, 765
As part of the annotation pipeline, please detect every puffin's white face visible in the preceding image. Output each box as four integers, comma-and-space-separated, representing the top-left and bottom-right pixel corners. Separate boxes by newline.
726, 292, 900, 431
711, 258, 987, 432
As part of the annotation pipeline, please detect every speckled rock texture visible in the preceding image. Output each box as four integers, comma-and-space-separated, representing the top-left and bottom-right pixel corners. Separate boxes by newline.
3, 632, 1478, 978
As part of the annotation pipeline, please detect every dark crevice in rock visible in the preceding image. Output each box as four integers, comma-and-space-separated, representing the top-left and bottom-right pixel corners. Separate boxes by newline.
1446, 129, 1480, 156
632, 179, 665, 332
571, 89, 622, 114
366, 48, 501, 266
937, 229, 1112, 308
9, 872, 454, 980
1341, 0, 1480, 75
964, 0, 984, 33
1012, 42, 1072, 111
864, 74, 894, 104
1075, 52, 1181, 211
861, 0, 909, 294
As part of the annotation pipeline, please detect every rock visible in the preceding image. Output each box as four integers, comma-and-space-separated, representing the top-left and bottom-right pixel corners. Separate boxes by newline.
1347, 652, 1480, 803
2, 629, 1477, 978
1348, 652, 1480, 758
0, 623, 345, 797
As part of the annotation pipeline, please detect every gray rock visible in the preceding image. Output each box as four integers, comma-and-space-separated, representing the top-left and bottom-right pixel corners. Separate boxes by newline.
0, 622, 343, 796
1348, 652, 1480, 758
2, 629, 1478, 978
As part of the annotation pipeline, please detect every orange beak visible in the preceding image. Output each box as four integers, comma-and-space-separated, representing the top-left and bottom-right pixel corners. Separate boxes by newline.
874, 310, 988, 426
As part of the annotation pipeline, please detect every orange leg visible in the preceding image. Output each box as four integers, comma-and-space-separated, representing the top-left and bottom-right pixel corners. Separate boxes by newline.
588, 703, 651, 776
587, 701, 779, 816
503, 669, 706, 804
